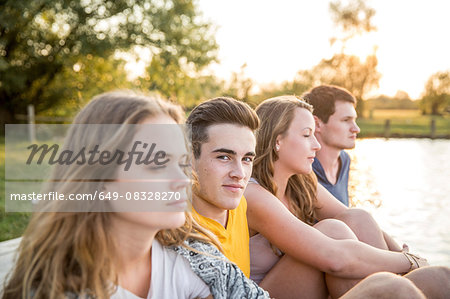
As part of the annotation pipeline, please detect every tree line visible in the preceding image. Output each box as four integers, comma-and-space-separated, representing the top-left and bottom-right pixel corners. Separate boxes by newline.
1, 0, 449, 132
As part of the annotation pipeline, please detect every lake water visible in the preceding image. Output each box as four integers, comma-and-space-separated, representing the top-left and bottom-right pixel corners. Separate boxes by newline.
347, 138, 450, 267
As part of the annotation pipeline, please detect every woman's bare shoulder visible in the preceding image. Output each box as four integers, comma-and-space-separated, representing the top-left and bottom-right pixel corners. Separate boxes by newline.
244, 181, 274, 202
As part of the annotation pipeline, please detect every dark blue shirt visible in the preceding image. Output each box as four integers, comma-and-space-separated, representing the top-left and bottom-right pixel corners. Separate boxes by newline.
312, 150, 350, 206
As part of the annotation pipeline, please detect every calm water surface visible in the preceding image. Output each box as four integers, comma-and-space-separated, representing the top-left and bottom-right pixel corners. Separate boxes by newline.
348, 138, 450, 267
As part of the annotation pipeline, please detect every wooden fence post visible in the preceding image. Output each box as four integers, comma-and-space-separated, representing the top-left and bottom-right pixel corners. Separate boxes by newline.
27, 104, 36, 142
430, 118, 436, 139
384, 119, 390, 138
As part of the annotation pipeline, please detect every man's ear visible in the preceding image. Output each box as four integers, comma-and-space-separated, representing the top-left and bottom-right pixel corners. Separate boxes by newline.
314, 115, 322, 133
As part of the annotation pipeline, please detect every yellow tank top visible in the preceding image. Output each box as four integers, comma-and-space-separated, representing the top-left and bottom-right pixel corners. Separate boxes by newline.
192, 196, 250, 277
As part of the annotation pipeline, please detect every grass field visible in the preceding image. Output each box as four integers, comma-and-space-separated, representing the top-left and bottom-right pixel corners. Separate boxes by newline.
358, 109, 450, 138
0, 137, 31, 241
0, 109, 449, 241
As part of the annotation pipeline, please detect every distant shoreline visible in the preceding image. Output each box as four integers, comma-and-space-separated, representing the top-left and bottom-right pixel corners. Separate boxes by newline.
358, 134, 450, 139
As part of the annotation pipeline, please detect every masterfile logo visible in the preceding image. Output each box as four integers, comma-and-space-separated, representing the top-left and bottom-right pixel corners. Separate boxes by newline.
5, 124, 192, 213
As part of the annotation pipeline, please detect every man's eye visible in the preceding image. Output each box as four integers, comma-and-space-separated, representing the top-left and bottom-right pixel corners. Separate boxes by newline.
243, 157, 254, 163
217, 155, 230, 160
303, 134, 310, 138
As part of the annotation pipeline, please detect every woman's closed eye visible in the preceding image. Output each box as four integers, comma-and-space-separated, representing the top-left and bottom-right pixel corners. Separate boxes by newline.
302, 128, 313, 138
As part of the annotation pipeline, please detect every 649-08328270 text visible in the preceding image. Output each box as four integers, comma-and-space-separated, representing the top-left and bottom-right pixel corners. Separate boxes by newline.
9, 191, 182, 201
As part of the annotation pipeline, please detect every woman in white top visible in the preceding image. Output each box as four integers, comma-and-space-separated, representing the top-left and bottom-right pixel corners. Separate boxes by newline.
245, 96, 449, 298
2, 92, 268, 299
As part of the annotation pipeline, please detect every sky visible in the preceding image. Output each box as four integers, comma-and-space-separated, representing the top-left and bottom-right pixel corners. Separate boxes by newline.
197, 0, 450, 99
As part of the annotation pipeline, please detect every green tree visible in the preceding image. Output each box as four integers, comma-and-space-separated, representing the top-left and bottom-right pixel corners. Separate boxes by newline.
0, 0, 218, 128
142, 52, 222, 109
420, 71, 450, 115
329, 0, 376, 49
325, 0, 379, 117
222, 64, 254, 104
40, 55, 132, 118
249, 1, 380, 110
251, 73, 312, 105
307, 53, 380, 117
366, 93, 418, 110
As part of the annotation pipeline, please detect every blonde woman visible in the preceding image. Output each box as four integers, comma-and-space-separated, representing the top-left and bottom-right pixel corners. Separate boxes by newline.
244, 96, 449, 298
2, 92, 268, 299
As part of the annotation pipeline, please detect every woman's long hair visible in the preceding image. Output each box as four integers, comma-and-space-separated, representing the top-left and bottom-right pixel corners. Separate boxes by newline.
253, 96, 319, 225
2, 91, 221, 299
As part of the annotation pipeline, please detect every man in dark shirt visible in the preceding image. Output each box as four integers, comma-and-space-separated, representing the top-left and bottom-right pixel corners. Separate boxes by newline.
303, 85, 360, 206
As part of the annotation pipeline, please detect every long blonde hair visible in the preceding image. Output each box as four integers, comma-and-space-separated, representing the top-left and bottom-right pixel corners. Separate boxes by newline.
2, 91, 221, 299
254, 95, 319, 225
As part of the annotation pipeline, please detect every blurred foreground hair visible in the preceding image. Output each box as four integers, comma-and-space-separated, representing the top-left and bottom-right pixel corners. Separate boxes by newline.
2, 91, 221, 299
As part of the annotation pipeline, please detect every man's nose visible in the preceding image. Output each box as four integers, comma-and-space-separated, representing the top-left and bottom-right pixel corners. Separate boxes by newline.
229, 160, 245, 180
352, 121, 360, 134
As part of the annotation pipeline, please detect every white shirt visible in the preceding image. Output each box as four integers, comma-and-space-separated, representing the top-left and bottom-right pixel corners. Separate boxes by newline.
111, 239, 210, 299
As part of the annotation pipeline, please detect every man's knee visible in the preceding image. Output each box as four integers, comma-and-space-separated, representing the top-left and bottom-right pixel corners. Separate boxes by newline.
432, 265, 450, 281
344, 272, 426, 299
406, 265, 450, 280
426, 265, 450, 280
405, 266, 450, 297
313, 218, 357, 240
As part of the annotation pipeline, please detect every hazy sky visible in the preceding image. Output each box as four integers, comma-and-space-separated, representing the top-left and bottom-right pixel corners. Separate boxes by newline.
197, 0, 450, 99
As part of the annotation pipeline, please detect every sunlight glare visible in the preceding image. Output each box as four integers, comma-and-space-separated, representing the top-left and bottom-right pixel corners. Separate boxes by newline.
341, 33, 378, 61
115, 46, 152, 80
